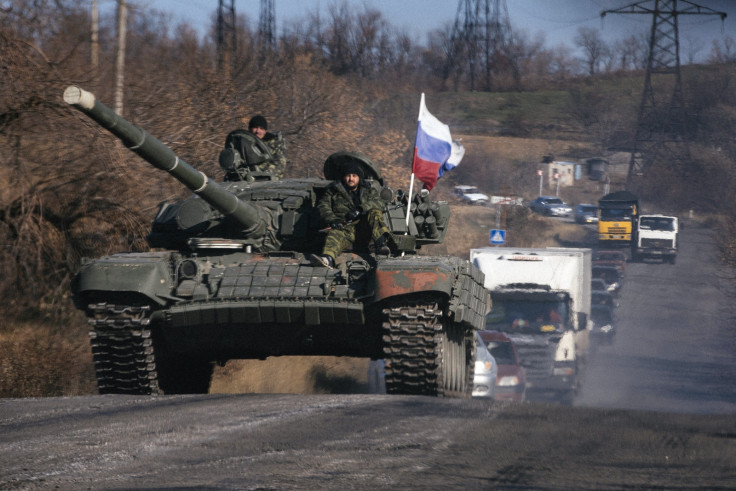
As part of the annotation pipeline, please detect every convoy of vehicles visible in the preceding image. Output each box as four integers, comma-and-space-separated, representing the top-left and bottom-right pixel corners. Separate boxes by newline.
598, 191, 640, 246
470, 247, 591, 403
633, 214, 678, 264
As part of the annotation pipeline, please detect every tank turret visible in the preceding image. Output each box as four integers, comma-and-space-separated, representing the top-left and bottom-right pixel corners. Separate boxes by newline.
66, 86, 487, 398
64, 86, 450, 254
64, 86, 273, 247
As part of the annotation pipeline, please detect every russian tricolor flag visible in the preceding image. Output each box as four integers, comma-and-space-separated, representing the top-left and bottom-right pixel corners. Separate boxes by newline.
411, 93, 464, 190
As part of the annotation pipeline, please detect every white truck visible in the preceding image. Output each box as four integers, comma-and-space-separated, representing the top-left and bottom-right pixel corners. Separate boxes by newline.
632, 214, 678, 264
469, 247, 592, 403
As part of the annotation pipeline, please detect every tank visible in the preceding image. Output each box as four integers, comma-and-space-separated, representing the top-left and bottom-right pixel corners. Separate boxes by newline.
64, 86, 488, 397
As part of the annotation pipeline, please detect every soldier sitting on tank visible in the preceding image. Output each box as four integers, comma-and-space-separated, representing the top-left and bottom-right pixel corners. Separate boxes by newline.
309, 161, 396, 268
246, 115, 287, 178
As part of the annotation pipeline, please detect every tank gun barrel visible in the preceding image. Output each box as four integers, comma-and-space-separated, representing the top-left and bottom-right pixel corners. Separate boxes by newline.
63, 86, 266, 236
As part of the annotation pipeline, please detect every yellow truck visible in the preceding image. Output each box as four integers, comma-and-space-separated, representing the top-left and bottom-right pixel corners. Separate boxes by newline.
597, 191, 639, 247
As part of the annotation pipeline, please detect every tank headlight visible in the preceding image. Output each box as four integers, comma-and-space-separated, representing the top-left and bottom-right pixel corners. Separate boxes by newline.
178, 259, 199, 280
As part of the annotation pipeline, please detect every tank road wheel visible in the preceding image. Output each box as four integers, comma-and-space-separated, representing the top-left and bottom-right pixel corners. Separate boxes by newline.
441, 321, 473, 397
381, 294, 473, 397
87, 302, 213, 395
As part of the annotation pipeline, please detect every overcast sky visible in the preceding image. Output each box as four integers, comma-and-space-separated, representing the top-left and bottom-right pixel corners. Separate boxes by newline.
102, 0, 735, 59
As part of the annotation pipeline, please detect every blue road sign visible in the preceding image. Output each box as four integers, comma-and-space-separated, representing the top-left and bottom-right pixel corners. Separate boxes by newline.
490, 229, 506, 244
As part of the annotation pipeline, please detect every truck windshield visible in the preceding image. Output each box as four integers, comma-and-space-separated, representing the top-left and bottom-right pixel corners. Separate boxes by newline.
600, 208, 633, 220
639, 217, 675, 231
485, 300, 569, 333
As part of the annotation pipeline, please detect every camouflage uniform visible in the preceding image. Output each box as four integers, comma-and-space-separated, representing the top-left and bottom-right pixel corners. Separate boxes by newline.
260, 131, 287, 179
318, 181, 391, 260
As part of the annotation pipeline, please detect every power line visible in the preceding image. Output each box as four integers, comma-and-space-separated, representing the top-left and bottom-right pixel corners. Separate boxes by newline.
601, 0, 727, 185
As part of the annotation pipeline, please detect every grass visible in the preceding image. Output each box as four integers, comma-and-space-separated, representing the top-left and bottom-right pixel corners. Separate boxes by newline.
0, 321, 96, 397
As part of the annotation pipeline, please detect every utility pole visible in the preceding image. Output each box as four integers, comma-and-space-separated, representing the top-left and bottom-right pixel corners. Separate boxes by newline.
601, 0, 726, 187
113, 0, 127, 115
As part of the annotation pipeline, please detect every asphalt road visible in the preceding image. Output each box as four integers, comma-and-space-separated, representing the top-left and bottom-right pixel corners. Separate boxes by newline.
1, 222, 735, 489
576, 222, 736, 414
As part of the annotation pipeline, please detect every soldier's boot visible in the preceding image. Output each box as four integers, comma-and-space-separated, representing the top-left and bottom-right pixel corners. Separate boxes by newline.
374, 234, 393, 256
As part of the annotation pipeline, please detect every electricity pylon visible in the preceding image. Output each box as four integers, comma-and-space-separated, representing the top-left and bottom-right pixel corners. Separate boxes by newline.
217, 0, 236, 73
445, 0, 514, 91
258, 0, 276, 55
601, 0, 726, 185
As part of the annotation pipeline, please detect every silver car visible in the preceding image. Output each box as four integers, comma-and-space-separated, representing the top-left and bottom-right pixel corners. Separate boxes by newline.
454, 185, 489, 206
529, 196, 573, 217
472, 331, 498, 399
574, 203, 599, 224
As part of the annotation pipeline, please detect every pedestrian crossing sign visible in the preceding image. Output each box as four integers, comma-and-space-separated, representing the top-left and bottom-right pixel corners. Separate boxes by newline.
490, 229, 506, 244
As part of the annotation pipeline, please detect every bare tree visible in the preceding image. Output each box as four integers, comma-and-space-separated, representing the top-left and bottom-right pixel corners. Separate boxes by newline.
613, 34, 647, 72
708, 36, 736, 64
574, 27, 609, 76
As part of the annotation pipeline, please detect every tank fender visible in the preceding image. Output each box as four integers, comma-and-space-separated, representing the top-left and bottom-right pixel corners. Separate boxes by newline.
72, 252, 174, 307
374, 258, 488, 331
447, 260, 489, 330
373, 258, 454, 302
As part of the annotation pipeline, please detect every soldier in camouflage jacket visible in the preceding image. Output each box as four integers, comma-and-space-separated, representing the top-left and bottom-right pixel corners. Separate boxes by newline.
248, 115, 287, 179
310, 161, 394, 268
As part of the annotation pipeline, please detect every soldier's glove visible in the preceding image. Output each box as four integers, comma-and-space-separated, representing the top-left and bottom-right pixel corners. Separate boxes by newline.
329, 221, 344, 230
345, 208, 362, 222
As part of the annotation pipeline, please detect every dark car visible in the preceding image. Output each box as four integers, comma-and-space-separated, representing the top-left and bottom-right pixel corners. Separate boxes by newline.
592, 290, 618, 309
574, 204, 599, 224
592, 265, 623, 296
529, 196, 572, 217
590, 304, 616, 344
591, 278, 608, 293
593, 250, 627, 275
479, 330, 527, 402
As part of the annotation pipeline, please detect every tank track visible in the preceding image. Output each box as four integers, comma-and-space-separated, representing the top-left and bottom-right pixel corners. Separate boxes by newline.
87, 303, 161, 395
381, 295, 473, 397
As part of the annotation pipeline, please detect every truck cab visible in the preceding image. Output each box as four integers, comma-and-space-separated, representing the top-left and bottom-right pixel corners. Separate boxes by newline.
470, 248, 592, 404
633, 214, 678, 264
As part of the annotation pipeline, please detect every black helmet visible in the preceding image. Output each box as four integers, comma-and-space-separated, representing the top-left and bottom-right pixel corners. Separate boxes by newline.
248, 115, 268, 131
343, 161, 364, 179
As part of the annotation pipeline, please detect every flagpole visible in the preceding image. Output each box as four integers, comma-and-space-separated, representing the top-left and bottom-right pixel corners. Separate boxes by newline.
405, 93, 425, 228
405, 174, 415, 228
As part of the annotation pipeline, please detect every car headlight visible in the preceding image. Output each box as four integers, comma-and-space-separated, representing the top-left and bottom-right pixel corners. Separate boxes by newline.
497, 375, 520, 387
